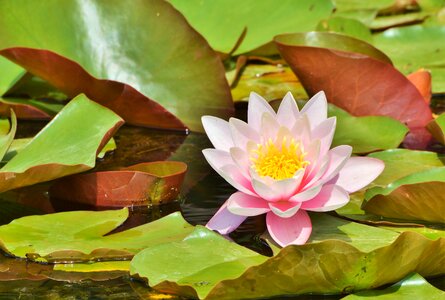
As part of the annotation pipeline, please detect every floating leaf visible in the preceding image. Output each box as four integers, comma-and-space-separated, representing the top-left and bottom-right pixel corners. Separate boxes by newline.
329, 104, 408, 153
131, 213, 444, 299
316, 17, 372, 42
0, 57, 25, 96
362, 149, 445, 223
370, 12, 428, 30
0, 111, 16, 161
274, 32, 432, 147
170, 0, 334, 54
0, 94, 123, 193
0, 97, 63, 119
342, 273, 445, 299
427, 113, 445, 144
373, 25, 445, 92
54, 261, 130, 273
49, 161, 187, 207
0, 208, 194, 262
0, 0, 233, 131
230, 64, 307, 102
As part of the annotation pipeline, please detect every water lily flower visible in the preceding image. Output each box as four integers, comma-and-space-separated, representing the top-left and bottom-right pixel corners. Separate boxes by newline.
202, 91, 384, 247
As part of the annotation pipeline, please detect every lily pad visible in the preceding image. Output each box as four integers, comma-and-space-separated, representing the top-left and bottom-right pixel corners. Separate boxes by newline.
0, 97, 61, 120
316, 17, 372, 42
362, 149, 445, 223
0, 208, 194, 262
0, 94, 123, 193
373, 25, 445, 92
0, 57, 25, 96
170, 0, 334, 55
0, 111, 16, 162
274, 32, 432, 147
342, 273, 445, 299
131, 213, 444, 299
49, 161, 187, 207
427, 113, 445, 144
230, 64, 308, 102
0, 0, 233, 131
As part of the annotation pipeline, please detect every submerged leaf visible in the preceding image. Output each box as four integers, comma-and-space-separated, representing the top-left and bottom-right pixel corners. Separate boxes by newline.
49, 161, 187, 207
0, 0, 233, 131
0, 208, 194, 262
0, 94, 123, 193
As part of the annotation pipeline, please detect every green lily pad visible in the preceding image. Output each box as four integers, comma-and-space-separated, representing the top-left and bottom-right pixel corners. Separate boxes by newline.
373, 25, 445, 92
230, 64, 308, 102
427, 113, 445, 144
170, 0, 334, 54
131, 213, 444, 299
0, 57, 25, 96
361, 149, 445, 223
0, 208, 194, 263
316, 17, 372, 42
54, 261, 131, 273
342, 273, 445, 299
0, 0, 233, 131
329, 105, 408, 153
0, 94, 123, 193
131, 226, 269, 299
332, 0, 396, 11
0, 111, 16, 162
370, 13, 428, 30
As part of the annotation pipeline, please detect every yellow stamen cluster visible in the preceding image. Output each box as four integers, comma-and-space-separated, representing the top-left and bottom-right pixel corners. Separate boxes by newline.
251, 138, 309, 180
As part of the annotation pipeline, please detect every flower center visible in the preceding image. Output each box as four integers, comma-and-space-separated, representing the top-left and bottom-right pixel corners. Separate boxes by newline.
250, 138, 309, 180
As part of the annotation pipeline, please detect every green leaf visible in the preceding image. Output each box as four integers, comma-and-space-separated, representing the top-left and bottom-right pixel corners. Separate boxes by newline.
329, 105, 408, 153
230, 64, 308, 102
0, 110, 16, 161
342, 273, 445, 299
54, 261, 131, 273
427, 113, 445, 144
0, 57, 25, 96
373, 25, 445, 92
0, 208, 194, 263
316, 17, 372, 42
170, 0, 334, 54
0, 94, 123, 193
131, 214, 444, 299
362, 149, 445, 223
0, 0, 233, 131
131, 226, 268, 299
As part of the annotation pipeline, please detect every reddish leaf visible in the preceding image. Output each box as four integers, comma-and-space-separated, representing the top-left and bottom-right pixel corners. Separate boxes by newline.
0, 49, 185, 130
0, 98, 50, 120
274, 32, 433, 147
49, 161, 187, 207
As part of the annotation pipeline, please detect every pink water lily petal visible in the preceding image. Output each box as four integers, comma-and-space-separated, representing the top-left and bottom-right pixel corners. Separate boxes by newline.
206, 200, 247, 235
230, 147, 251, 178
304, 154, 329, 188
333, 157, 385, 193
252, 170, 304, 202
202, 149, 255, 196
319, 145, 353, 184
261, 112, 280, 142
300, 91, 328, 129
248, 92, 276, 129
277, 92, 300, 127
269, 201, 301, 218
291, 114, 312, 146
202, 116, 234, 151
227, 192, 270, 216
301, 184, 349, 212
230, 118, 260, 149
266, 210, 312, 247
311, 117, 336, 155
289, 184, 323, 202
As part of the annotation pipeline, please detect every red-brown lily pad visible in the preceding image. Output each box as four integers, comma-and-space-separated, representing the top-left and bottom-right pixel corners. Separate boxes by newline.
274, 32, 433, 148
49, 161, 187, 207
